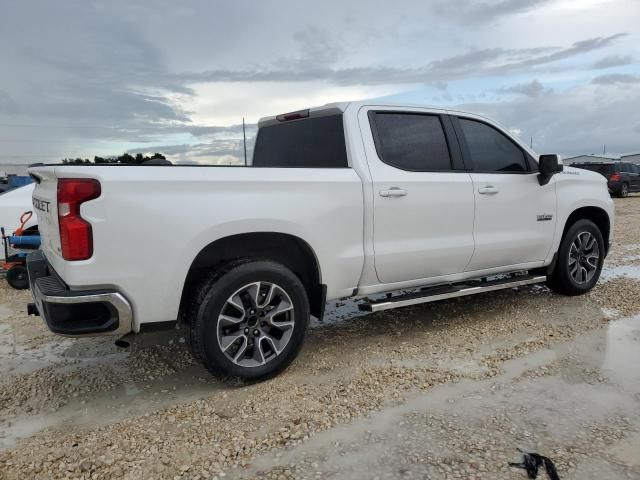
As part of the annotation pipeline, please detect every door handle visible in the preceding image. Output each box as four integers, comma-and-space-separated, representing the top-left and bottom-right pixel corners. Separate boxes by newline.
478, 185, 499, 194
379, 188, 408, 197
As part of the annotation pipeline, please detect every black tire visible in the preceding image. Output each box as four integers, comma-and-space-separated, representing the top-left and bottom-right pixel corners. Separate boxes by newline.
620, 183, 629, 198
181, 260, 309, 380
547, 219, 605, 296
6, 264, 29, 290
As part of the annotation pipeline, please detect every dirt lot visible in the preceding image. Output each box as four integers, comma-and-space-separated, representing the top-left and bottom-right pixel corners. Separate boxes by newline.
1, 197, 640, 480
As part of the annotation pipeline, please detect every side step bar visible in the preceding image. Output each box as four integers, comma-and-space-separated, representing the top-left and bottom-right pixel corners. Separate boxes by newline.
359, 275, 547, 313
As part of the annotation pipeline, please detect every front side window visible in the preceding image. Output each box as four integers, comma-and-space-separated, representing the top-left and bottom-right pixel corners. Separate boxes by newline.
459, 118, 527, 173
370, 113, 452, 171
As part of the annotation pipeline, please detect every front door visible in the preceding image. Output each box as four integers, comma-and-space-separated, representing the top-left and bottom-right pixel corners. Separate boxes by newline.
361, 109, 476, 284
454, 116, 557, 271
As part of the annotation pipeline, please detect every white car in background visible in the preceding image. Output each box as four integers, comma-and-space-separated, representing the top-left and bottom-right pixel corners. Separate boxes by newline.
0, 183, 37, 258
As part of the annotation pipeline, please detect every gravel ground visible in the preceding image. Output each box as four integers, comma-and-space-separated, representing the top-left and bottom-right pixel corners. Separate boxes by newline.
1, 196, 640, 479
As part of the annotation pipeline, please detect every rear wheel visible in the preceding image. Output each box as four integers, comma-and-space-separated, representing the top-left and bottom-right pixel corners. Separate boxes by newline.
6, 264, 29, 290
182, 260, 309, 380
620, 182, 629, 198
547, 219, 605, 296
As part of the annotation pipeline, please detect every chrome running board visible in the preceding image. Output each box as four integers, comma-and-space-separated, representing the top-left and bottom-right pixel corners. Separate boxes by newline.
359, 275, 547, 313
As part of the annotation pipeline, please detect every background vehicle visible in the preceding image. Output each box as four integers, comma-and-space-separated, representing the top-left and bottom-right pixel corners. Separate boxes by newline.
0, 183, 38, 259
571, 161, 640, 197
27, 101, 614, 380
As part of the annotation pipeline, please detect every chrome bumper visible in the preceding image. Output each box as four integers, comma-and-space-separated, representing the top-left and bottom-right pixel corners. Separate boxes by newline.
27, 251, 133, 337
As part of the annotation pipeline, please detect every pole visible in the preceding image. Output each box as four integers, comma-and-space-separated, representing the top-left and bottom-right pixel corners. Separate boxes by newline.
242, 117, 248, 166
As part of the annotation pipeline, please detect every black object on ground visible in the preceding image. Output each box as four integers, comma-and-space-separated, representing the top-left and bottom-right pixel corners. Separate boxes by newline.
509, 449, 560, 479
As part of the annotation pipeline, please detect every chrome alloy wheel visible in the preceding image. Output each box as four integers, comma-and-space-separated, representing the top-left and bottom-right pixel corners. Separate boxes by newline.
568, 231, 600, 284
216, 281, 295, 367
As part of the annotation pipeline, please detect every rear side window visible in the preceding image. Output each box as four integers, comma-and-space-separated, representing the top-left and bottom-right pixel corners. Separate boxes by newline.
459, 118, 527, 173
370, 113, 452, 171
252, 114, 348, 168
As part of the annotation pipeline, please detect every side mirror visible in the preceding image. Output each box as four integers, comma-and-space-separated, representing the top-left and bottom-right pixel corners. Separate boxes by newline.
538, 154, 563, 185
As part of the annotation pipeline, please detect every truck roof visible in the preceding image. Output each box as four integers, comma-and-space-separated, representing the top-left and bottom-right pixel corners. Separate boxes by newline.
257, 100, 536, 158
258, 100, 498, 128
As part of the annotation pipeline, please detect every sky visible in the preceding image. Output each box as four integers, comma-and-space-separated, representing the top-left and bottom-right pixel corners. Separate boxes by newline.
0, 0, 639, 165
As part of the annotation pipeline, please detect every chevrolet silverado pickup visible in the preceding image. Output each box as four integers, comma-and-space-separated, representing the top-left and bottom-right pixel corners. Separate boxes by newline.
27, 101, 614, 379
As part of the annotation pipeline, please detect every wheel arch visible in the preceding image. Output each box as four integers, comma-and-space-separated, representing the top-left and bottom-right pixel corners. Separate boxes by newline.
179, 232, 326, 320
561, 206, 611, 255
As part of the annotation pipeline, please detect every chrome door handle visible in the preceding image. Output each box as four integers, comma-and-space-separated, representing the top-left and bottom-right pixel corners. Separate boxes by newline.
478, 185, 499, 194
379, 188, 408, 197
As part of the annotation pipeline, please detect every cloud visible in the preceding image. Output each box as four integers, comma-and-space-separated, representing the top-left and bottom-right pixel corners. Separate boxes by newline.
591, 73, 640, 84
174, 34, 628, 87
0, 2, 192, 134
1, 0, 638, 163
592, 55, 634, 69
0, 91, 17, 114
126, 124, 258, 165
456, 80, 640, 156
497, 80, 548, 97
430, 0, 552, 24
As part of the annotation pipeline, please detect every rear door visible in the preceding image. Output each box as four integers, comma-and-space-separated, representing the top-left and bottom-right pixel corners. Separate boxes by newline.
633, 164, 640, 191
622, 163, 640, 191
453, 116, 557, 271
360, 108, 475, 283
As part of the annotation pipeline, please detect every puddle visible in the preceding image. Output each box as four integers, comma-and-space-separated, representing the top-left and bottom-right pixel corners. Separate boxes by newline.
242, 315, 640, 480
0, 363, 221, 450
601, 264, 640, 281
601, 315, 640, 386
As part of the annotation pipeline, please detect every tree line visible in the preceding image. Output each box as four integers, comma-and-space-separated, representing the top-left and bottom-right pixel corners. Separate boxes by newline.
61, 152, 167, 165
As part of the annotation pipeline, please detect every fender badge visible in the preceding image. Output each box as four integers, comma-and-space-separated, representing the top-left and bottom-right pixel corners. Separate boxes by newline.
537, 214, 553, 222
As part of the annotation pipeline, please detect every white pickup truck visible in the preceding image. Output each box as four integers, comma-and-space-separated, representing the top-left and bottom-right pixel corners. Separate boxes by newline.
27, 101, 614, 379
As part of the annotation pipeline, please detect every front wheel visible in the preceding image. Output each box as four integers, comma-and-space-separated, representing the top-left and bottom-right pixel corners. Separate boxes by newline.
182, 260, 310, 380
547, 219, 605, 296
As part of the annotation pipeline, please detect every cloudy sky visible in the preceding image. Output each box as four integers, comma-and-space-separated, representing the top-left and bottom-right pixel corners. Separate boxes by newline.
1, 0, 639, 165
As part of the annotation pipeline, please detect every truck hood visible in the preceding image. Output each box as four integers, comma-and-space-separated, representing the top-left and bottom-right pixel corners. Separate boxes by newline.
560, 166, 608, 183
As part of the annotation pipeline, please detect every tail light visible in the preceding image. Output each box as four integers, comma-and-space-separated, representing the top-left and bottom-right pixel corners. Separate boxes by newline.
57, 179, 101, 260
610, 173, 621, 181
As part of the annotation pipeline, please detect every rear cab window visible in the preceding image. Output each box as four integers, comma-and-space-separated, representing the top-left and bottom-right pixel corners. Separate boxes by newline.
368, 112, 453, 171
252, 114, 348, 168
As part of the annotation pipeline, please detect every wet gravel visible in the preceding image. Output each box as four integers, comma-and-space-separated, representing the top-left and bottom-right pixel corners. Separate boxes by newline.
1, 196, 640, 479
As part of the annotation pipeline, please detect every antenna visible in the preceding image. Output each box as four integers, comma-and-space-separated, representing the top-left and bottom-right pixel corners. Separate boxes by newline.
242, 117, 248, 166
530, 136, 533, 149
602, 144, 606, 156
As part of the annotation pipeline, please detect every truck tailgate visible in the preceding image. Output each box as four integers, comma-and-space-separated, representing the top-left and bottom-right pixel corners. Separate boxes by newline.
28, 167, 62, 261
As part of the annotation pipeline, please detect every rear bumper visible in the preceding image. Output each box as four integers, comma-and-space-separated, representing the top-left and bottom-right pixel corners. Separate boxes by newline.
27, 251, 133, 336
